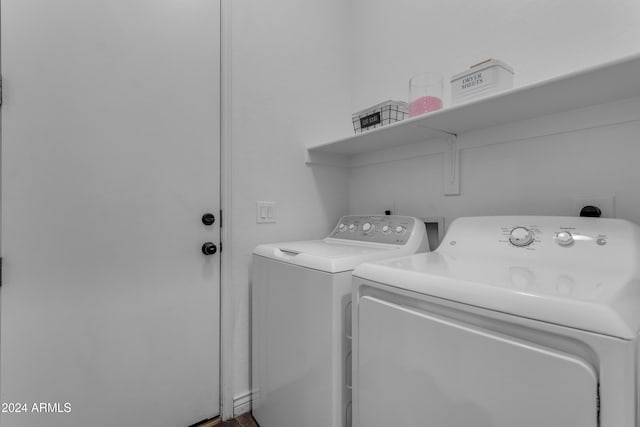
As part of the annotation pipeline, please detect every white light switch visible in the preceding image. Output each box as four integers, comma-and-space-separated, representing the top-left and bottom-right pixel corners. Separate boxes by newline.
257, 201, 276, 224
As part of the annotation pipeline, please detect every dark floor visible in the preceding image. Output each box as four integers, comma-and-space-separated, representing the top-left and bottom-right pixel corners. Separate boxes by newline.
220, 413, 259, 427
195, 413, 259, 427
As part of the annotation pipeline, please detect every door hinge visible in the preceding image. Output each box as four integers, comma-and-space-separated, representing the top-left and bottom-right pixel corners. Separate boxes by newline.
596, 382, 600, 424
219, 242, 222, 253
219, 209, 222, 228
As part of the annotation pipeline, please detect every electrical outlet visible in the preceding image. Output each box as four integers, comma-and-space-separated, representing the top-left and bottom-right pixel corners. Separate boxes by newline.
256, 201, 276, 224
570, 195, 615, 218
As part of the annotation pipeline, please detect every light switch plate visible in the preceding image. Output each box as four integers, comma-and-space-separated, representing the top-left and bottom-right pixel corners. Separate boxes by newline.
256, 201, 276, 224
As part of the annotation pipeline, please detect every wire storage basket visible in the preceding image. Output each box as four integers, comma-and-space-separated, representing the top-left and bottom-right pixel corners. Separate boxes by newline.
352, 100, 409, 134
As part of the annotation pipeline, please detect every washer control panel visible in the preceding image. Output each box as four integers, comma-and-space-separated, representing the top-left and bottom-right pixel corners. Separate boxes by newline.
329, 215, 417, 245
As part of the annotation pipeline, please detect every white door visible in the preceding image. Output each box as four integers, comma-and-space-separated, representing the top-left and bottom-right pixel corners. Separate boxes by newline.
0, 1, 221, 426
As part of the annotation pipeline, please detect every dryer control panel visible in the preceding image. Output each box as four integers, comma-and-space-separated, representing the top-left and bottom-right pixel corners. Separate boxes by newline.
328, 215, 418, 245
440, 216, 639, 263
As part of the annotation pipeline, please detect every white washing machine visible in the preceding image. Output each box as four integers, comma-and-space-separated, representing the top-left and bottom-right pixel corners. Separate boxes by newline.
352, 216, 640, 427
251, 215, 429, 427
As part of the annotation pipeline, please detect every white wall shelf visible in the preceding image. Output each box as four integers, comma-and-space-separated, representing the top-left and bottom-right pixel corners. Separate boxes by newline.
306, 53, 640, 195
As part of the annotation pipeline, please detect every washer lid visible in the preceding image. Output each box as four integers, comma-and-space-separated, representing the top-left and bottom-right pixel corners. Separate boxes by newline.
353, 216, 640, 339
253, 240, 406, 273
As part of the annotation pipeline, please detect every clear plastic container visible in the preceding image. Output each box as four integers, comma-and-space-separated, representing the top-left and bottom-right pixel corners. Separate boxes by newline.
409, 72, 444, 117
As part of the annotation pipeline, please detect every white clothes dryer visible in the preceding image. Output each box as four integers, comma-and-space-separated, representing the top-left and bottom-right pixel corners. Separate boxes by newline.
352, 216, 640, 427
251, 215, 428, 427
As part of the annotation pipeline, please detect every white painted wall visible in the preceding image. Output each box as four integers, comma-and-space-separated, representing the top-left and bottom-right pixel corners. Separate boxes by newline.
229, 0, 352, 405
349, 97, 640, 226
347, 0, 640, 228
350, 0, 640, 110
230, 0, 640, 408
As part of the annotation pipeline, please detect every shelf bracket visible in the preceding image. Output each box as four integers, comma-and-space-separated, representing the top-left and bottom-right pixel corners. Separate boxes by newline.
305, 150, 351, 168
443, 133, 460, 196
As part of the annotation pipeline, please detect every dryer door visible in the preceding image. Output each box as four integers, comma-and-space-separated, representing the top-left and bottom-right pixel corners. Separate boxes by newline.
355, 296, 598, 427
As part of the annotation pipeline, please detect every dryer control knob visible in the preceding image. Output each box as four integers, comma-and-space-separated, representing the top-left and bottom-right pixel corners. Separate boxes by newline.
382, 225, 391, 234
555, 231, 574, 246
509, 227, 534, 247
362, 222, 373, 233
338, 223, 347, 232
348, 224, 357, 232
395, 225, 406, 234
